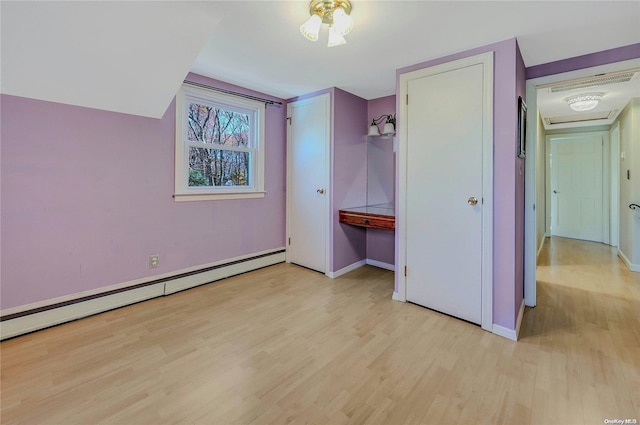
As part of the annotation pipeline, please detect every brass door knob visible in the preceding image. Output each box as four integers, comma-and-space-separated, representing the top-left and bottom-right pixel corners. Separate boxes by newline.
468, 197, 478, 206
317, 188, 325, 194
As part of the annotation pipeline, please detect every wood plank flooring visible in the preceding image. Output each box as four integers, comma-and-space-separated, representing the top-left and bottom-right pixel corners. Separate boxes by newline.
1, 237, 639, 424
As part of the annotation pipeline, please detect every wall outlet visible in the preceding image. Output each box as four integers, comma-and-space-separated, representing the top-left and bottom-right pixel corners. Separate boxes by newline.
149, 254, 159, 268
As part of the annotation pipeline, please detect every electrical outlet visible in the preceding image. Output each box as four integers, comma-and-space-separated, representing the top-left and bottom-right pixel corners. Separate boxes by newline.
149, 254, 159, 268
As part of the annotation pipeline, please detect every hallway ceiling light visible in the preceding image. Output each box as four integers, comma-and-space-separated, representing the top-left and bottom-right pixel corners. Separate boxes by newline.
565, 93, 604, 112
300, 0, 353, 47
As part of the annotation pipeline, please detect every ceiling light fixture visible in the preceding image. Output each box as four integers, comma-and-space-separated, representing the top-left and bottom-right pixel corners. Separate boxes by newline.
565, 92, 604, 112
300, 0, 353, 47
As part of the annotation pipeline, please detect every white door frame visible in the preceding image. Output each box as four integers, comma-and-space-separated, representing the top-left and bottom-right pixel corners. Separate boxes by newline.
397, 52, 494, 331
545, 131, 609, 242
610, 122, 620, 247
285, 93, 332, 276
524, 57, 640, 307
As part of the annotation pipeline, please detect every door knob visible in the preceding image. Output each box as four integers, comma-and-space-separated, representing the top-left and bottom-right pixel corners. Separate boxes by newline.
468, 197, 478, 206
553, 190, 559, 194
317, 188, 325, 194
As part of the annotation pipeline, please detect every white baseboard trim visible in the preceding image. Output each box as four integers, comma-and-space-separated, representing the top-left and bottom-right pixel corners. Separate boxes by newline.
1, 249, 286, 340
327, 260, 367, 279
515, 298, 525, 340
391, 291, 405, 302
492, 299, 525, 342
492, 324, 517, 341
618, 249, 640, 272
365, 259, 395, 271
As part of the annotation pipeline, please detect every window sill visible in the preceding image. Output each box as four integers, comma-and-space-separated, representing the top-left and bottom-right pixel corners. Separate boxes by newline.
173, 192, 266, 202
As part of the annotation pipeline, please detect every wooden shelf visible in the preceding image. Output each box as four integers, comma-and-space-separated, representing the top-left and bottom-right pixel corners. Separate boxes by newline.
339, 204, 395, 231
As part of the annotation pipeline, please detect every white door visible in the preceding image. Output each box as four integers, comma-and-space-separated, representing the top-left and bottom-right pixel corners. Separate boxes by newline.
402, 53, 493, 327
550, 135, 603, 242
286, 94, 330, 273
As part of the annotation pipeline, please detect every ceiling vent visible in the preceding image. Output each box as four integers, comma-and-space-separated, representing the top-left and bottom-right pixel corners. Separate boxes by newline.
541, 70, 639, 93
544, 110, 618, 125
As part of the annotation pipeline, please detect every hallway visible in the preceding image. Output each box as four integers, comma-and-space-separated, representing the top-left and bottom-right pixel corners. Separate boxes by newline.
520, 236, 640, 424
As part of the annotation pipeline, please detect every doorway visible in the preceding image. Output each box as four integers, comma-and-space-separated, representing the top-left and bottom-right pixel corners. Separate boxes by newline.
524, 57, 640, 307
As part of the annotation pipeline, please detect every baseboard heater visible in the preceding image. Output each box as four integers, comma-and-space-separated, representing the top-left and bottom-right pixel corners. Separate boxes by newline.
0, 249, 286, 340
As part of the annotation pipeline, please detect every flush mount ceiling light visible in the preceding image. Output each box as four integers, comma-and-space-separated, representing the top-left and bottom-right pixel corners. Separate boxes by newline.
300, 0, 353, 47
565, 92, 604, 112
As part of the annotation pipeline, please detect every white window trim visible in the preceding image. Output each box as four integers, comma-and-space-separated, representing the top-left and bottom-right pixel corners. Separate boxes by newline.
174, 83, 265, 201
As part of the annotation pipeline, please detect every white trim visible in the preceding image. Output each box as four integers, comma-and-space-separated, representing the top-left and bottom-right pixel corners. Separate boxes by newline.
391, 291, 404, 302
174, 192, 265, 202
618, 249, 640, 272
524, 83, 538, 307
285, 93, 332, 276
515, 298, 526, 340
397, 51, 493, 331
610, 122, 620, 248
1, 250, 285, 340
327, 260, 366, 279
365, 259, 395, 271
492, 324, 518, 342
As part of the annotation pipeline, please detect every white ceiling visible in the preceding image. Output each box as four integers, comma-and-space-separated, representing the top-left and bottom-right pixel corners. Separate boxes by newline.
2, 1, 639, 118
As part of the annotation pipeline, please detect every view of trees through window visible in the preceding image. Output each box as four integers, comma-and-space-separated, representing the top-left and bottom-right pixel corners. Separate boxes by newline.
187, 102, 251, 187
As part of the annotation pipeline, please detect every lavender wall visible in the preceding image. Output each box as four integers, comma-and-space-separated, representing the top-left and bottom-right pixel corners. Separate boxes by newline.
0, 73, 286, 310
515, 42, 526, 316
332, 88, 368, 272
396, 38, 523, 330
367, 95, 396, 266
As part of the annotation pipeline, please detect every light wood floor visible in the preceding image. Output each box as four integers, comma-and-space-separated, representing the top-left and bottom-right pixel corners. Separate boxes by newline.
2, 237, 639, 424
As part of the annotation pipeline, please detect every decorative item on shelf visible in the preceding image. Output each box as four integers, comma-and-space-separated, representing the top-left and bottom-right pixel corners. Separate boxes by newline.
368, 114, 396, 137
565, 92, 604, 112
300, 0, 353, 47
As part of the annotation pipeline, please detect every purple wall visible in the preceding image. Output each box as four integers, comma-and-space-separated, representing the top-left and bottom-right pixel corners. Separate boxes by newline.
515, 42, 526, 318
396, 38, 523, 330
526, 43, 640, 80
1, 73, 287, 310
332, 88, 368, 272
366, 95, 396, 266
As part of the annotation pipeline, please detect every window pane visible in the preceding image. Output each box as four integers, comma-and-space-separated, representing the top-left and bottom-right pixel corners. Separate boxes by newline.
187, 103, 250, 147
188, 147, 250, 187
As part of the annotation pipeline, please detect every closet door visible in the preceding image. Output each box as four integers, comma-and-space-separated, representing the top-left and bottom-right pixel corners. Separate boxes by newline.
400, 53, 493, 328
286, 94, 331, 273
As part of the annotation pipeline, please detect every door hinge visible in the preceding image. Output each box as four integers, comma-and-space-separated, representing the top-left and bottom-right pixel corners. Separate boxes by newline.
288, 237, 291, 245
286, 116, 292, 125
406, 94, 409, 105
404, 266, 407, 277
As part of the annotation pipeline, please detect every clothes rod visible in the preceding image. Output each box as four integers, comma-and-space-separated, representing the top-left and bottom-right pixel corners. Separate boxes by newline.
183, 80, 283, 107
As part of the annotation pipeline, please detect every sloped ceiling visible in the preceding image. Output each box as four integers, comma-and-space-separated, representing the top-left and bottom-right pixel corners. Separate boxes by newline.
1, 1, 219, 118
2, 1, 639, 118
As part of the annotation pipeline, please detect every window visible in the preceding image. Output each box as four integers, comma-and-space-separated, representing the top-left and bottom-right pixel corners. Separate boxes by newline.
175, 83, 265, 201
